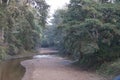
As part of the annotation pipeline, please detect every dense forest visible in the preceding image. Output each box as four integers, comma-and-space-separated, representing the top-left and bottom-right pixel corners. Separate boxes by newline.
0, 0, 49, 59
42, 0, 120, 76
0, 0, 120, 78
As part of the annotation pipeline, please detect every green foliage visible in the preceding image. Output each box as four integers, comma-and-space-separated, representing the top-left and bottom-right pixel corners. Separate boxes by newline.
8, 44, 19, 55
0, 0, 49, 57
0, 46, 7, 59
50, 0, 120, 68
98, 59, 120, 77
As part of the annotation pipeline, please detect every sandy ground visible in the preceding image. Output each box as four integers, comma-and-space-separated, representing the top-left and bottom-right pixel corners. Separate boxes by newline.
21, 48, 106, 80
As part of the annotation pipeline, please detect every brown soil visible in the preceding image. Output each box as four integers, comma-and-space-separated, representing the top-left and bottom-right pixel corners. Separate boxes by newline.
21, 48, 106, 80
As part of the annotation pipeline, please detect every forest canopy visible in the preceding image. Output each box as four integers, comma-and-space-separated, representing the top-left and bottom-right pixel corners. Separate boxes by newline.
0, 0, 49, 59
43, 0, 120, 68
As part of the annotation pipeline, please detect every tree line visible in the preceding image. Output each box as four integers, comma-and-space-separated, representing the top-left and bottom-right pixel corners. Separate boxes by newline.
45, 0, 120, 68
0, 0, 49, 59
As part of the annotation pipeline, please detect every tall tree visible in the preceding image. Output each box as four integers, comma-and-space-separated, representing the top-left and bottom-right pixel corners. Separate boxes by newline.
51, 0, 120, 66
0, 0, 49, 56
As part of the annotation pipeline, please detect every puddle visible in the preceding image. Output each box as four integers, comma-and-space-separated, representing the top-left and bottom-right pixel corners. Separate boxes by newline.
33, 55, 53, 59
0, 54, 54, 80
0, 58, 29, 80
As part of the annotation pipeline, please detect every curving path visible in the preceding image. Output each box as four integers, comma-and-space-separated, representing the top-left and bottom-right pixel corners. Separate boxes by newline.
21, 48, 106, 80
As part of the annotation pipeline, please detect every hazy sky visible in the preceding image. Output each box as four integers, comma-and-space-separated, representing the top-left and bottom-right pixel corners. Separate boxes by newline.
46, 0, 70, 17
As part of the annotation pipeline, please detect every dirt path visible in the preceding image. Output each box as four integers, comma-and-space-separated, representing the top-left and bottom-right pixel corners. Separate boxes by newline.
21, 48, 106, 80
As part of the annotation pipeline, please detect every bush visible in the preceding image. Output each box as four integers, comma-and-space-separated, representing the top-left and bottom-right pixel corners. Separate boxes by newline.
98, 59, 120, 78
0, 46, 7, 59
8, 44, 19, 55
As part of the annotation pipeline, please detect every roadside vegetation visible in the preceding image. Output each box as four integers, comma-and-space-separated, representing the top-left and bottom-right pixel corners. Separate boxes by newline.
0, 0, 49, 60
42, 0, 120, 78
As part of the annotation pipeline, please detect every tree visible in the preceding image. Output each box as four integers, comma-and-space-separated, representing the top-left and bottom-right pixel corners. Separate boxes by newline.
51, 0, 120, 67
0, 0, 49, 56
